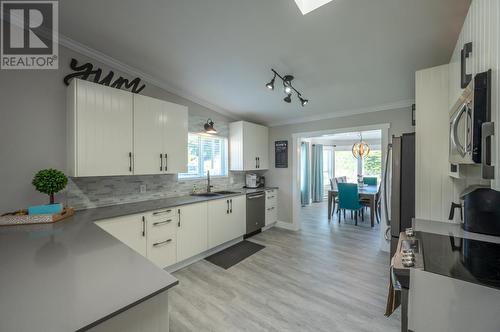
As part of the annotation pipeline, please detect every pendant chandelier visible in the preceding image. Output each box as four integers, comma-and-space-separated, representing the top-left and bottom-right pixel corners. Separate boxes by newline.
352, 132, 370, 159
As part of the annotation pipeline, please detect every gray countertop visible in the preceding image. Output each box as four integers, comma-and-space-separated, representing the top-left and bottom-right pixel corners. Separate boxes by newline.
0, 187, 278, 332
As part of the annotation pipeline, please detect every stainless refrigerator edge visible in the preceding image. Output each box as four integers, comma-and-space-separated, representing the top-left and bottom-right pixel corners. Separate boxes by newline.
386, 133, 416, 258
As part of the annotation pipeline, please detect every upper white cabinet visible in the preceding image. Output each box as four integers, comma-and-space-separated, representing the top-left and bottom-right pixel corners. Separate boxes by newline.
134, 95, 188, 175
208, 196, 246, 249
67, 79, 134, 177
229, 121, 269, 171
67, 79, 188, 177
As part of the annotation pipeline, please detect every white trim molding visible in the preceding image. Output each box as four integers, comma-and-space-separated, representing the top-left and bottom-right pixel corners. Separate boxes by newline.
58, 34, 238, 119
268, 99, 414, 127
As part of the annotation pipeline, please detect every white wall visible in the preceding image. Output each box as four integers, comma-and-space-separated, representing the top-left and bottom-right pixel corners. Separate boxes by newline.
0, 46, 235, 213
266, 107, 414, 224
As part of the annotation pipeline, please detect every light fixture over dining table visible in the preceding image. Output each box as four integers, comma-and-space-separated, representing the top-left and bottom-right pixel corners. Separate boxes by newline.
352, 132, 370, 159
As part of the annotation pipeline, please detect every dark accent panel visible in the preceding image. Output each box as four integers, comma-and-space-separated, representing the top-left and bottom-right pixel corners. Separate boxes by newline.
275, 140, 288, 168
400, 133, 415, 233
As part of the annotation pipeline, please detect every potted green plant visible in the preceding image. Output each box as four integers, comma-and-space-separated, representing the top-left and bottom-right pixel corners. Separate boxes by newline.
32, 169, 68, 204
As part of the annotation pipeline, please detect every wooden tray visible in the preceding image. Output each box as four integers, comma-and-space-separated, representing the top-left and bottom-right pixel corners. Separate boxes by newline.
0, 207, 75, 227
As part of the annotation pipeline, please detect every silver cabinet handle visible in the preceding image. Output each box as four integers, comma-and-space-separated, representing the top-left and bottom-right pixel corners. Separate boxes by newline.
153, 209, 172, 216
230, 199, 233, 213
267, 207, 275, 211
160, 153, 163, 171
226, 200, 230, 214
153, 239, 172, 247
165, 153, 168, 172
153, 219, 172, 226
129, 152, 133, 172
177, 209, 181, 227
267, 196, 275, 199
481, 122, 495, 179
141, 216, 146, 237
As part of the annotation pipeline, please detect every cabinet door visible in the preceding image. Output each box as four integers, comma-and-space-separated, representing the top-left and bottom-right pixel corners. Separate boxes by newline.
177, 202, 208, 262
163, 101, 188, 174
227, 195, 246, 239
208, 198, 231, 248
243, 122, 259, 170
255, 125, 269, 169
95, 214, 147, 256
133, 95, 165, 175
75, 79, 134, 176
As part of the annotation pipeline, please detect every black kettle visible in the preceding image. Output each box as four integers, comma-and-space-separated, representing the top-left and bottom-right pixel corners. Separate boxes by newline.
450, 185, 500, 236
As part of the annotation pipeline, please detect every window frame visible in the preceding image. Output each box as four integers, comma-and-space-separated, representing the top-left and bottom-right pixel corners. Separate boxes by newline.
178, 132, 229, 180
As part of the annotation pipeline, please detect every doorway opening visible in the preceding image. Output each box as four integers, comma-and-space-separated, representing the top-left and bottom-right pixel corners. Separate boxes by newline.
293, 124, 390, 251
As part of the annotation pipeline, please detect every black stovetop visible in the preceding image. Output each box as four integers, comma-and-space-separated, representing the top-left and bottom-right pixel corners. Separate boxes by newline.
417, 231, 500, 290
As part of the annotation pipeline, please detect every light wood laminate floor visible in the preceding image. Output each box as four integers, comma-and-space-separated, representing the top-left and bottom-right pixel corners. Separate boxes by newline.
169, 202, 400, 331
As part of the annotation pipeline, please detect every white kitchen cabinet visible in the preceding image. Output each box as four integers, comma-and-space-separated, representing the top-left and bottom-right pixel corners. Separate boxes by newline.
134, 94, 188, 175
176, 202, 208, 262
208, 196, 246, 248
229, 121, 269, 171
67, 79, 134, 177
95, 214, 147, 257
265, 189, 278, 225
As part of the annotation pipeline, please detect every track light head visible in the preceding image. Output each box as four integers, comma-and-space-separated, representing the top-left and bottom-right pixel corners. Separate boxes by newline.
266, 74, 276, 90
299, 96, 309, 107
284, 94, 292, 103
284, 84, 292, 95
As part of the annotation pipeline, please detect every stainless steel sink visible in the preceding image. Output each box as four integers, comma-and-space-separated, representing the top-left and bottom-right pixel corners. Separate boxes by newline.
212, 191, 240, 195
191, 192, 221, 197
190, 191, 240, 197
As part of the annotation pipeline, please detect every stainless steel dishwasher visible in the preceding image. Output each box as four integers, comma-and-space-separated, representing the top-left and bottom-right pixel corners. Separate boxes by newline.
246, 192, 265, 236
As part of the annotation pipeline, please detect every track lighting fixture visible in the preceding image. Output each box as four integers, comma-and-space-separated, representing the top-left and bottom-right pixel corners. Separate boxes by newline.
265, 69, 309, 107
266, 73, 276, 90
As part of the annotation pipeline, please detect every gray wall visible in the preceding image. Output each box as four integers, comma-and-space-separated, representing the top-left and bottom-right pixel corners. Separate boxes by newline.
0, 46, 235, 213
265, 107, 415, 224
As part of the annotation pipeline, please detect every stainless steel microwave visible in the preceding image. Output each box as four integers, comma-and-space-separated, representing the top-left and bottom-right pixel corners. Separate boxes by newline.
449, 70, 494, 178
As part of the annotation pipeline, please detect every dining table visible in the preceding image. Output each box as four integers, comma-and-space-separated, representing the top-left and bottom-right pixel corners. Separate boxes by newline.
327, 184, 379, 227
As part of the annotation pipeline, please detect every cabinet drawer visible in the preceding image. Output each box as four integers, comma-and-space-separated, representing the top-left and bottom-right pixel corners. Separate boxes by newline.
265, 206, 278, 225
266, 191, 277, 208
148, 216, 177, 239
147, 234, 177, 268
149, 208, 177, 221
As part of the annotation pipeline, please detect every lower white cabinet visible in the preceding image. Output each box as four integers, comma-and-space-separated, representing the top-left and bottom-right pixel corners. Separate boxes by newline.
95, 214, 147, 257
176, 202, 208, 262
96, 195, 250, 269
208, 196, 246, 249
265, 189, 278, 225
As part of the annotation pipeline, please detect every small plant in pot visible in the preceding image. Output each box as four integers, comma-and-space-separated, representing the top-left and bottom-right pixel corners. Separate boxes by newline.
32, 169, 68, 204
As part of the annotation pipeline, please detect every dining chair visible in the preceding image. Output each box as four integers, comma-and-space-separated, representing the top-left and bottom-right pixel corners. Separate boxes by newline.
337, 183, 364, 225
363, 177, 378, 186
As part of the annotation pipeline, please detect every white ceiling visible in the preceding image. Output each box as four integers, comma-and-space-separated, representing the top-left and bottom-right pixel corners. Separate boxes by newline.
59, 0, 470, 126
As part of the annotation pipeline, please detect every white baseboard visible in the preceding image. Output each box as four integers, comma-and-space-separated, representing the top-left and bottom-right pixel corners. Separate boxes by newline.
275, 220, 300, 231
165, 237, 243, 273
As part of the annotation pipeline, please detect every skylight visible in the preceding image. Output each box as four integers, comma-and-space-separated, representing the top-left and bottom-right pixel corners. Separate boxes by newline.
294, 0, 334, 15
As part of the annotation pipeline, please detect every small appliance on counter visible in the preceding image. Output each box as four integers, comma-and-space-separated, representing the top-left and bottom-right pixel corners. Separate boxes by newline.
449, 185, 500, 236
245, 173, 264, 188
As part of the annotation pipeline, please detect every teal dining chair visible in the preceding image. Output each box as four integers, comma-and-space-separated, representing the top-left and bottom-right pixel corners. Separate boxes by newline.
337, 183, 364, 225
363, 177, 378, 186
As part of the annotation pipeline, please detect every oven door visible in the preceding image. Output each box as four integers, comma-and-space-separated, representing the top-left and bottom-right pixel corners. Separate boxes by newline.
449, 94, 474, 164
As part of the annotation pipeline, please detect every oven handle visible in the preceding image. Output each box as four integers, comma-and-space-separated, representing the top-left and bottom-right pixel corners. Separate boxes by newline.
481, 122, 495, 179
450, 103, 467, 157
247, 194, 265, 200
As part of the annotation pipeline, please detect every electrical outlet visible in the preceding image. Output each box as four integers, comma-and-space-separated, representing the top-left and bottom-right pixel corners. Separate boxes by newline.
140, 184, 147, 193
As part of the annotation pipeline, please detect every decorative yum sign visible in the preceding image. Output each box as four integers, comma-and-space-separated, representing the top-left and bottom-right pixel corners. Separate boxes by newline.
63, 58, 146, 94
